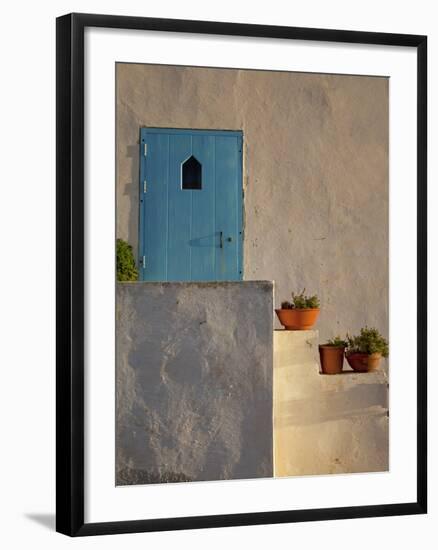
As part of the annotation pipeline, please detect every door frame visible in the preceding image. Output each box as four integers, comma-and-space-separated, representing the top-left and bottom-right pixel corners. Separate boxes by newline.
139, 127, 244, 281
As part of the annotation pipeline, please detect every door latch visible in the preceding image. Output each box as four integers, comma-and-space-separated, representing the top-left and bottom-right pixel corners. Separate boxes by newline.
219, 232, 233, 248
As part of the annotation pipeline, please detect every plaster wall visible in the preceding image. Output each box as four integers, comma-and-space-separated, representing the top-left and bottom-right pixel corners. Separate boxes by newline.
274, 330, 389, 476
116, 281, 274, 484
116, 63, 389, 340
117, 63, 388, 338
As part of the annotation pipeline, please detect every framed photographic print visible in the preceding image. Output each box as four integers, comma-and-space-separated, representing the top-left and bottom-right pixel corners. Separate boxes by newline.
56, 12, 427, 536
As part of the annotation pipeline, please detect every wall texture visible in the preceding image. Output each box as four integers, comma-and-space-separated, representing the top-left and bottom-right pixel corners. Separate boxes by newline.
274, 330, 388, 476
116, 63, 388, 341
116, 281, 274, 485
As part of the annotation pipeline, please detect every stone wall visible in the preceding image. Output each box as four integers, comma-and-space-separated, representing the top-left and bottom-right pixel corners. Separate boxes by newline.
116, 281, 274, 485
116, 284, 388, 484
274, 330, 389, 477
116, 63, 389, 341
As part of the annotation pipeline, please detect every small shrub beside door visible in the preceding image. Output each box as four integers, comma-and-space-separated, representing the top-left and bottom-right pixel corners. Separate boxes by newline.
116, 238, 138, 282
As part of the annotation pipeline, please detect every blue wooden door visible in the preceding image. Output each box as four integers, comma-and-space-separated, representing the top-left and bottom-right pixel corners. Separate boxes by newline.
139, 128, 243, 281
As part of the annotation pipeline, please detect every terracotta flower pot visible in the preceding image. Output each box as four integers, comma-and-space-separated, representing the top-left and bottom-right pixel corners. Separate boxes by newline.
275, 308, 320, 330
346, 352, 382, 372
319, 345, 345, 374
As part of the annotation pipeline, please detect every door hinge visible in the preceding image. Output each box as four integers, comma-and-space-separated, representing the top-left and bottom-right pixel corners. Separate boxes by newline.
144, 143, 147, 156
143, 180, 147, 193
141, 255, 146, 269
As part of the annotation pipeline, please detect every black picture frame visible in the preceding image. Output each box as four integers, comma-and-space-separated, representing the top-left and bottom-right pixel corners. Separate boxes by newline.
56, 12, 427, 537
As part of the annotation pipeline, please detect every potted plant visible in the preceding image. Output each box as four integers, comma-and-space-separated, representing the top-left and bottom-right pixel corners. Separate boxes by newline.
275, 289, 320, 330
345, 327, 389, 372
319, 336, 347, 374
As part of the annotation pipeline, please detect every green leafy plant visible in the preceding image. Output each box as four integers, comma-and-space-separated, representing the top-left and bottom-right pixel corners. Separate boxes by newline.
346, 327, 389, 358
280, 289, 320, 309
116, 238, 138, 282
324, 336, 347, 347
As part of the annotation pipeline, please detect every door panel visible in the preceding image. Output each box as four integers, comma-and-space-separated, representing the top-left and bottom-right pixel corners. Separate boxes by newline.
139, 128, 242, 281
215, 135, 241, 281
141, 132, 169, 281
191, 134, 216, 281
167, 134, 192, 280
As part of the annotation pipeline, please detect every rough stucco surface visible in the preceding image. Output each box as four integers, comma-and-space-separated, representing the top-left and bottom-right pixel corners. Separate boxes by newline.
274, 331, 389, 476
116, 281, 274, 485
116, 63, 389, 341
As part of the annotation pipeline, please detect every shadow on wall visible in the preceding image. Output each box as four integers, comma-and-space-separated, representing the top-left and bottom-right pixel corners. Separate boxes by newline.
275, 383, 388, 428
124, 143, 139, 258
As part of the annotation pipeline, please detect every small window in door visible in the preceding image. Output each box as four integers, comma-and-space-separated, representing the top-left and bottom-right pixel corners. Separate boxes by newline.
182, 156, 202, 190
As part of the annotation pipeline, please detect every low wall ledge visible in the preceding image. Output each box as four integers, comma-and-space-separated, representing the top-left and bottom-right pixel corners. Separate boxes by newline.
117, 280, 274, 289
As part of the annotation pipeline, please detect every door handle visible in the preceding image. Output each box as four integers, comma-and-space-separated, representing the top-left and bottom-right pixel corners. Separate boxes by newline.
219, 232, 233, 248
